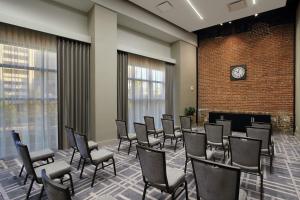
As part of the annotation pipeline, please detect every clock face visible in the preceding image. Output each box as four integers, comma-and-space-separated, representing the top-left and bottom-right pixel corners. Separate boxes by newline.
230, 65, 246, 80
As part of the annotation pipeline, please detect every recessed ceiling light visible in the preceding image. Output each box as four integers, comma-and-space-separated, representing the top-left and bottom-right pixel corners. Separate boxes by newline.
229, 21, 232, 24
254, 13, 258, 17
253, 0, 256, 5
186, 0, 204, 20
220, 23, 223, 26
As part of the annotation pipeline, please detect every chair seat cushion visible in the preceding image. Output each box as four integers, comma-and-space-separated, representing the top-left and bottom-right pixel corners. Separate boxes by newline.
174, 126, 180, 131
166, 131, 182, 138
88, 141, 98, 150
188, 149, 215, 160
148, 129, 163, 134
30, 149, 54, 162
35, 161, 71, 180
90, 149, 114, 164
239, 189, 247, 200
148, 137, 161, 146
166, 167, 185, 191
128, 133, 137, 140
208, 139, 228, 147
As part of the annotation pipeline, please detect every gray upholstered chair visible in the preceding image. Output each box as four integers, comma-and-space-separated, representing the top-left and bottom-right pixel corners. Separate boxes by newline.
216, 119, 232, 139
74, 132, 116, 187
205, 123, 228, 160
191, 158, 247, 200
180, 116, 193, 132
246, 127, 274, 173
16, 142, 74, 199
251, 122, 272, 132
115, 120, 137, 154
161, 119, 183, 151
134, 122, 162, 149
162, 114, 180, 130
11, 131, 55, 185
65, 126, 98, 167
229, 136, 263, 199
136, 145, 188, 200
183, 131, 215, 173
144, 116, 163, 138
41, 169, 72, 200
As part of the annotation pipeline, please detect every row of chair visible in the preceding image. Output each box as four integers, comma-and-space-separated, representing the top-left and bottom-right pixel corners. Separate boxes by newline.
12, 128, 117, 199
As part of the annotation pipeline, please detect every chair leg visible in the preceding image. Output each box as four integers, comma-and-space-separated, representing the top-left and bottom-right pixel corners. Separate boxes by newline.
185, 180, 189, 200
128, 140, 132, 155
159, 143, 162, 150
171, 138, 173, 145
80, 159, 86, 179
70, 148, 76, 164
26, 178, 34, 200
112, 158, 117, 176
184, 158, 188, 173
270, 154, 273, 173
24, 174, 29, 185
172, 193, 175, 200
91, 165, 98, 187
19, 165, 24, 177
163, 137, 166, 148
260, 173, 264, 200
68, 173, 75, 195
39, 185, 44, 199
174, 138, 178, 152
142, 183, 148, 200
77, 157, 82, 170
118, 138, 122, 152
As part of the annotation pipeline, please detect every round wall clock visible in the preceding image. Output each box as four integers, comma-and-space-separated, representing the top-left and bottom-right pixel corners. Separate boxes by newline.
230, 65, 247, 80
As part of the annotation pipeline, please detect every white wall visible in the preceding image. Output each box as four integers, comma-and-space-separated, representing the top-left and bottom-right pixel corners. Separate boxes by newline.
296, 1, 300, 134
0, 0, 90, 43
117, 26, 175, 63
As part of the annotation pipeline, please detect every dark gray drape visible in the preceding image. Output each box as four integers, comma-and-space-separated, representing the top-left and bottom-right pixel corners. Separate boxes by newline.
165, 63, 174, 115
57, 38, 90, 149
117, 51, 128, 122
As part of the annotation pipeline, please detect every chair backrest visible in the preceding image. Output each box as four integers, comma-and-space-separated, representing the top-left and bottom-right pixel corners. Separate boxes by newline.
74, 132, 90, 159
161, 119, 175, 136
11, 130, 21, 148
216, 120, 232, 137
229, 136, 261, 170
144, 116, 156, 131
252, 122, 272, 130
246, 127, 271, 150
115, 120, 128, 138
183, 131, 207, 158
134, 123, 149, 144
180, 116, 192, 131
41, 169, 71, 200
136, 145, 168, 188
205, 123, 223, 145
65, 126, 77, 148
16, 142, 37, 179
191, 158, 241, 200
162, 114, 173, 120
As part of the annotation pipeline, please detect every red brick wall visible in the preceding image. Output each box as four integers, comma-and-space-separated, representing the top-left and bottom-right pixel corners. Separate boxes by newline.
198, 23, 295, 132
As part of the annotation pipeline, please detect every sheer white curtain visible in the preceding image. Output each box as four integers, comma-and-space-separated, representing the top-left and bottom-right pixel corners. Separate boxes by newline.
0, 23, 57, 158
128, 54, 166, 132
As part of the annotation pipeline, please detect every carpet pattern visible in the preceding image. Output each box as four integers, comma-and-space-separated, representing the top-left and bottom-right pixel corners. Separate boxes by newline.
1, 133, 300, 200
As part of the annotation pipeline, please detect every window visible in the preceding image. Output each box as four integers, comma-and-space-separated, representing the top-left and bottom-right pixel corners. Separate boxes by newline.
128, 54, 166, 132
0, 26, 57, 159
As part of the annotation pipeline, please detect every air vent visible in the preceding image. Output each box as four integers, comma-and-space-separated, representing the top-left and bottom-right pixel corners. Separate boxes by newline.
228, 0, 247, 12
156, 1, 173, 13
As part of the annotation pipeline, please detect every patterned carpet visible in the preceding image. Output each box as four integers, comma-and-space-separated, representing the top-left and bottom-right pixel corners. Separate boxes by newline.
1, 133, 300, 200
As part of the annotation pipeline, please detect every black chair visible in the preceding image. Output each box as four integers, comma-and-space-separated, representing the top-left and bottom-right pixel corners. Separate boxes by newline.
134, 122, 162, 149
205, 123, 228, 160
11, 131, 55, 184
216, 119, 232, 139
115, 120, 137, 154
74, 132, 116, 187
246, 126, 274, 173
180, 116, 193, 132
229, 136, 263, 199
16, 142, 74, 199
41, 169, 72, 200
191, 158, 247, 200
65, 126, 98, 167
161, 119, 183, 151
183, 131, 215, 173
144, 116, 163, 138
136, 145, 188, 200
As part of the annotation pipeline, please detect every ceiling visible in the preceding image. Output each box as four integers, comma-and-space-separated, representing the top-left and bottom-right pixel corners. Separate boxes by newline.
128, 0, 287, 32
48, 0, 94, 12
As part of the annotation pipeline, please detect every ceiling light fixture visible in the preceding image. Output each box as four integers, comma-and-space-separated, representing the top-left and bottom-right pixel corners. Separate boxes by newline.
253, 0, 256, 5
220, 23, 223, 26
254, 13, 258, 17
186, 0, 204, 20
229, 21, 232, 24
